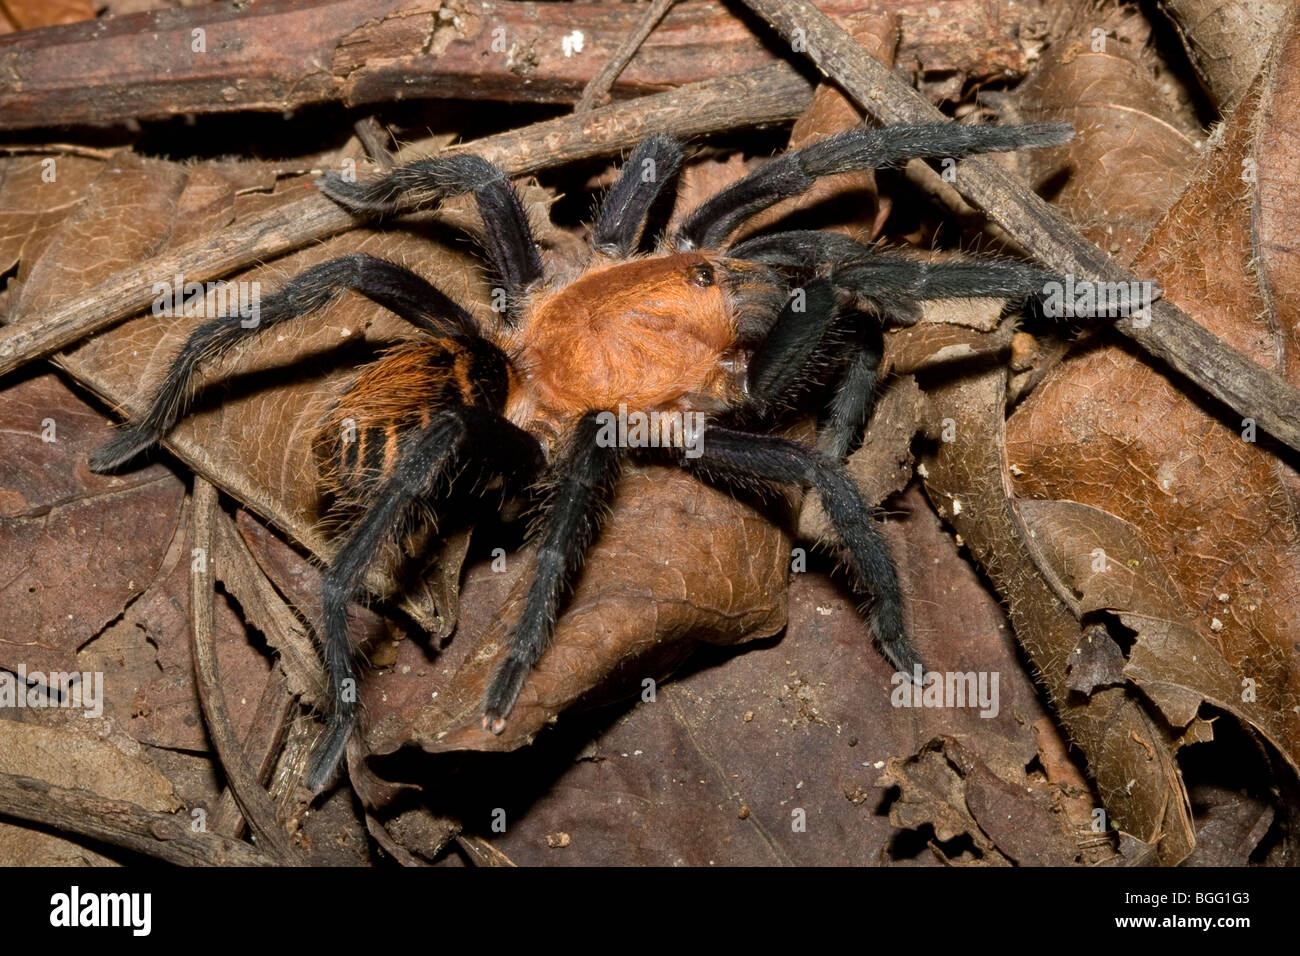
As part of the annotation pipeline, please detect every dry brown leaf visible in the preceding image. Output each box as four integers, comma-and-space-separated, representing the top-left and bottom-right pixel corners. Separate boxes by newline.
914, 0, 1300, 867
1160, 0, 1293, 110
0, 370, 184, 674
1007, 9, 1300, 778
118, 502, 273, 752
0, 719, 178, 866
921, 364, 1194, 863
354, 487, 1068, 865
0, 0, 94, 30
0, 154, 107, 273
1016, 498, 1295, 766
879, 735, 1079, 866
363, 465, 792, 759
1013, 4, 1201, 252
0, 149, 561, 634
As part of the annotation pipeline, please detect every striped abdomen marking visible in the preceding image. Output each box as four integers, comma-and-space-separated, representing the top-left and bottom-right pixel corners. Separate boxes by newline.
314, 336, 509, 506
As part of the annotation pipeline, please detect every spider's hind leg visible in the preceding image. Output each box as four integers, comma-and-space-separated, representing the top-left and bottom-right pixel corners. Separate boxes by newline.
309, 398, 541, 791
311, 409, 468, 791
89, 253, 480, 473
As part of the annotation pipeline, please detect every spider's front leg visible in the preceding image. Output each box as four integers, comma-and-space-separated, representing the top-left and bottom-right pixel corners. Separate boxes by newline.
740, 272, 887, 461
309, 405, 541, 791
590, 135, 683, 258
703, 280, 922, 672
690, 424, 919, 675
675, 122, 1072, 250
731, 231, 1066, 457
731, 230, 1063, 315
819, 318, 884, 462
481, 411, 625, 733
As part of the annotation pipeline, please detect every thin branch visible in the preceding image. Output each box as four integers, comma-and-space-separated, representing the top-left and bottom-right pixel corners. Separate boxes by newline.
0, 772, 278, 866
0, 0, 1026, 130
191, 478, 301, 862
208, 665, 293, 839
214, 513, 326, 706
352, 116, 395, 171
455, 834, 518, 866
737, 0, 1300, 455
207, 507, 316, 836
0, 63, 812, 379
0, 143, 120, 160
575, 0, 678, 113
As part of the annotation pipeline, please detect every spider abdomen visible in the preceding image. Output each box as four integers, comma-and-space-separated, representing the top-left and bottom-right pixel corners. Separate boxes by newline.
314, 336, 508, 503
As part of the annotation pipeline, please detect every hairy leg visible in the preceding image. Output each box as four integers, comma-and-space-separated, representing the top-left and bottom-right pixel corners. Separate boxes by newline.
730, 230, 1061, 306
89, 254, 481, 472
740, 276, 883, 460
309, 407, 540, 790
591, 135, 684, 257
831, 255, 1061, 305
745, 278, 839, 414
692, 425, 919, 674
732, 229, 1073, 454
676, 122, 1072, 249
482, 411, 625, 732
319, 154, 543, 309
819, 320, 884, 461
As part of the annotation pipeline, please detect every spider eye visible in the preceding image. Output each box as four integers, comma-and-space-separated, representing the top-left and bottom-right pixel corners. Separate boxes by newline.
689, 263, 715, 288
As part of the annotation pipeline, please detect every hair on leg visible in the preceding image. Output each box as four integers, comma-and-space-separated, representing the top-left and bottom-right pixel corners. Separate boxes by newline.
727, 229, 870, 268
320, 154, 543, 305
675, 122, 1072, 250
482, 411, 625, 733
309, 406, 538, 790
832, 256, 1060, 303
591, 136, 684, 257
731, 229, 1061, 304
741, 277, 885, 460
745, 278, 839, 413
691, 425, 919, 674
89, 254, 481, 473
310, 412, 466, 790
819, 321, 884, 461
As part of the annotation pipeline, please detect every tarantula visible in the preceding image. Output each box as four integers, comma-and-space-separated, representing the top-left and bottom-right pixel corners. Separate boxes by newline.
89, 120, 1071, 790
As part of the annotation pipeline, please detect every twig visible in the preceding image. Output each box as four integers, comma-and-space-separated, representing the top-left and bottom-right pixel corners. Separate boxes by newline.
352, 116, 394, 171
191, 478, 301, 862
737, 0, 1300, 455
0, 143, 120, 160
214, 513, 326, 705
0, 0, 1026, 130
0, 64, 812, 379
208, 665, 293, 839
455, 834, 518, 866
206, 507, 315, 836
0, 772, 278, 866
574, 0, 677, 113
